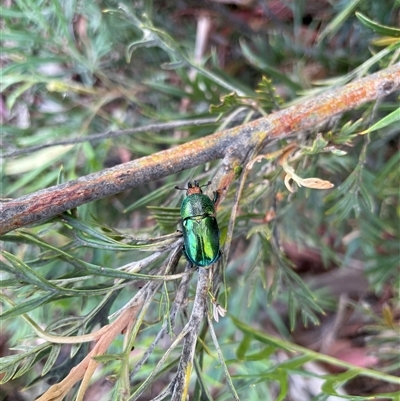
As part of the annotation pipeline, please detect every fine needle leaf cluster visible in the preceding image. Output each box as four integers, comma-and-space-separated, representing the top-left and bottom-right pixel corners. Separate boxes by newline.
1, 1, 400, 401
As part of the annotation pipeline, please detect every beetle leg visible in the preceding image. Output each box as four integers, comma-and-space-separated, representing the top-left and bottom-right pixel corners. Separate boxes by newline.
212, 191, 219, 204
213, 186, 226, 207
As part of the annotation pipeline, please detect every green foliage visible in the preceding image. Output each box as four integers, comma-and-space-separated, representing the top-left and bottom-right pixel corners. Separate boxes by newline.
356, 12, 400, 38
1, 0, 399, 400
209, 76, 283, 118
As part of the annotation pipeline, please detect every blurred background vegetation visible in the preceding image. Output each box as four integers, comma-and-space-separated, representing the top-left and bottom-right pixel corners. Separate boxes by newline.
1, 0, 399, 400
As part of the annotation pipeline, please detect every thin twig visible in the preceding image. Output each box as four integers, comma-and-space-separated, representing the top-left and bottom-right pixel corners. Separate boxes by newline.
207, 313, 240, 400
129, 264, 191, 381
127, 322, 192, 401
2, 117, 220, 158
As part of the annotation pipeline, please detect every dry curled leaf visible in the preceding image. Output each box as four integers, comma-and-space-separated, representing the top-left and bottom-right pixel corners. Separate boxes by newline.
213, 303, 227, 322
297, 177, 334, 189
284, 173, 334, 192
279, 146, 334, 192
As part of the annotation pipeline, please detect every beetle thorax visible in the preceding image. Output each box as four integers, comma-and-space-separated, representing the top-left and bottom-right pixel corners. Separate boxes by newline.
181, 193, 215, 219
186, 186, 202, 196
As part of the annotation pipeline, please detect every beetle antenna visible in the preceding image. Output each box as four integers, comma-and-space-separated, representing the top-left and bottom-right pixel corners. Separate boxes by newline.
175, 185, 186, 191
200, 181, 212, 188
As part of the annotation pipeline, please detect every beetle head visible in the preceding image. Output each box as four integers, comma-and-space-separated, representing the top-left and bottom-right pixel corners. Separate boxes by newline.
175, 180, 212, 195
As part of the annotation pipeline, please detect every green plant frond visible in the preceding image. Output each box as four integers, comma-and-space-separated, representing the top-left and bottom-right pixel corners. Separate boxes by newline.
301, 134, 329, 155
361, 107, 400, 134
209, 76, 282, 118
246, 224, 273, 241
254, 76, 284, 112
356, 12, 400, 38
124, 183, 175, 213
325, 164, 364, 220
12, 353, 38, 380
209, 92, 250, 116
0, 293, 57, 321
147, 206, 181, 233
0, 360, 21, 384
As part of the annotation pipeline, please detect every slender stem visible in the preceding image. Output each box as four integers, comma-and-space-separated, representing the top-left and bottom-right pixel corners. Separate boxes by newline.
207, 314, 240, 400
2, 117, 220, 158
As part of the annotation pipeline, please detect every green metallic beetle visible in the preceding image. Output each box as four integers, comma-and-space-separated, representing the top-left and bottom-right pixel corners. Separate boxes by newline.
175, 180, 221, 267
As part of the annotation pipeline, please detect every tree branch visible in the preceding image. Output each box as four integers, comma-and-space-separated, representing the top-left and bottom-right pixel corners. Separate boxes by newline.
1, 64, 399, 235
171, 268, 209, 400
